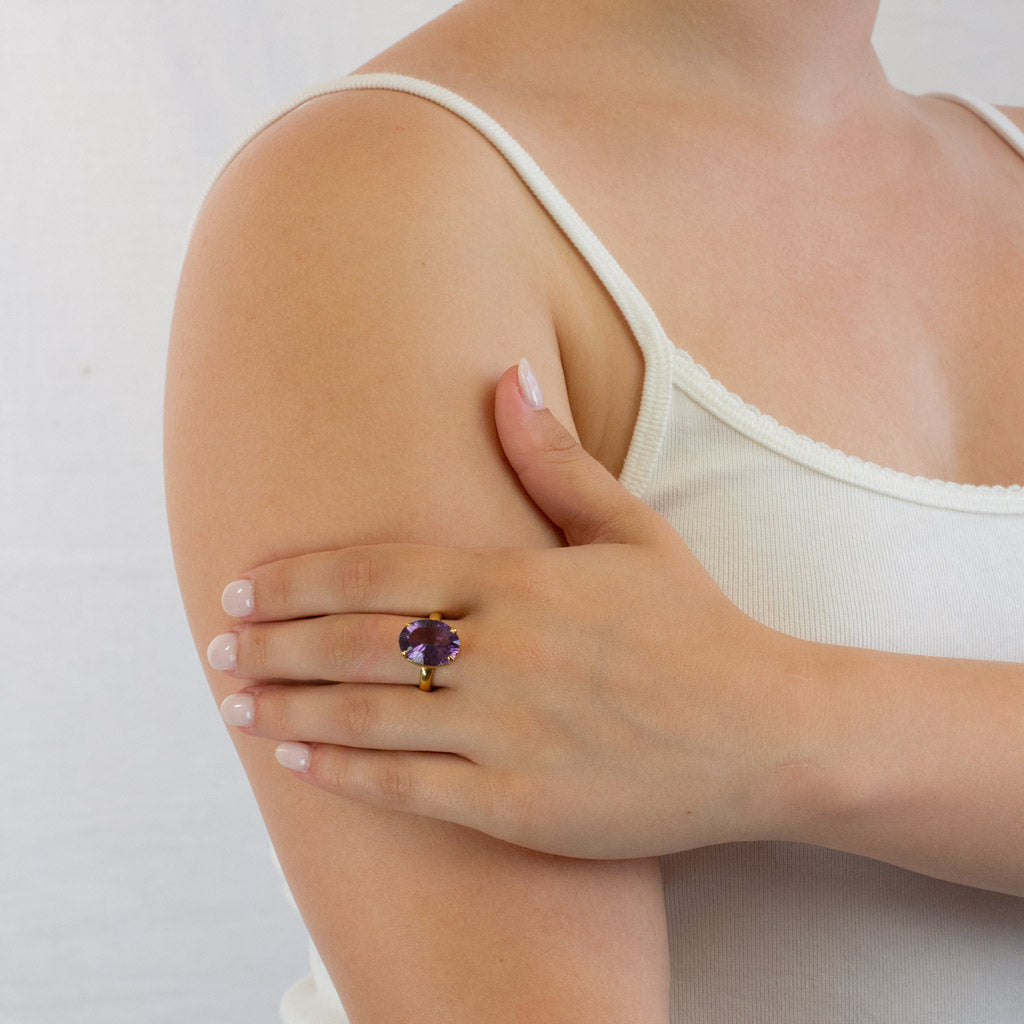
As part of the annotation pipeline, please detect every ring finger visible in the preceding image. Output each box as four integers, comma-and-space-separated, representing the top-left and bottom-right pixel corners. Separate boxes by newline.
207, 612, 466, 687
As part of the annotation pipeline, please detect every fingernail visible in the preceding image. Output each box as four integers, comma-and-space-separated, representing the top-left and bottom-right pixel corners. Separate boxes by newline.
207, 632, 238, 671
222, 579, 254, 617
219, 692, 255, 727
517, 357, 545, 410
275, 742, 312, 772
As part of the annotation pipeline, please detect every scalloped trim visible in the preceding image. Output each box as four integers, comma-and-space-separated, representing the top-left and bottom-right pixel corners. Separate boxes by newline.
671, 348, 1024, 513
661, 90, 1024, 514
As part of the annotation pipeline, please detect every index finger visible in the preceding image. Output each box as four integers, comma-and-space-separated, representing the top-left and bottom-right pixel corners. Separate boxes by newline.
220, 543, 482, 622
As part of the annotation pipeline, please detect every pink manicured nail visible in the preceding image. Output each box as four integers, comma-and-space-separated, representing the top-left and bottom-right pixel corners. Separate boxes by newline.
219, 693, 254, 727
275, 742, 312, 772
517, 357, 545, 410
207, 632, 238, 671
222, 579, 254, 617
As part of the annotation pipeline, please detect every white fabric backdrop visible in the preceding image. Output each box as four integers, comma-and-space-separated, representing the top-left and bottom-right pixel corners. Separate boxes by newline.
1, 3, 1020, 1022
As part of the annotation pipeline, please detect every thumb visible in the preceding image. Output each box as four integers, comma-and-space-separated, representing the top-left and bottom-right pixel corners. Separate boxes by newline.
494, 359, 661, 546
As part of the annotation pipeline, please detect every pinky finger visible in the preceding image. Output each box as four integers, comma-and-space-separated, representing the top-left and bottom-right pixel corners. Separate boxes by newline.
275, 741, 490, 832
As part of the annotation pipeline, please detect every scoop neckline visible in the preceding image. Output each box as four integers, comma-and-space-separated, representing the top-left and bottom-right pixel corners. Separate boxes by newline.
656, 91, 1024, 514
667, 344, 1024, 513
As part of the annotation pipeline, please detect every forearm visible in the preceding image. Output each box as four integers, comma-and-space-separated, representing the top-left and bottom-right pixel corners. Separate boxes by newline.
777, 633, 1024, 896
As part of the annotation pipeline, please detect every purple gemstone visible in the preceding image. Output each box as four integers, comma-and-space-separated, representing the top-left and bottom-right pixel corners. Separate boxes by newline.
399, 619, 460, 667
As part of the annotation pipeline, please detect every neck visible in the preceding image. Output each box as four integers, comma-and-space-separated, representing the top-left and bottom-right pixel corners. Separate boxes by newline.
473, 0, 892, 132
665, 0, 887, 124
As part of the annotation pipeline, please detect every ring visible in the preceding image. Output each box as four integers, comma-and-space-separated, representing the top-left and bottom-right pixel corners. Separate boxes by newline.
398, 612, 460, 691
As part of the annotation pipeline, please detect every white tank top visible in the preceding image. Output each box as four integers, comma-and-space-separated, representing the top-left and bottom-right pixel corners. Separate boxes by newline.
213, 75, 1024, 1024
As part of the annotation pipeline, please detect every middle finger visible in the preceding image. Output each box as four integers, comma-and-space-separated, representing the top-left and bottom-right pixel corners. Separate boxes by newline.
229, 680, 473, 754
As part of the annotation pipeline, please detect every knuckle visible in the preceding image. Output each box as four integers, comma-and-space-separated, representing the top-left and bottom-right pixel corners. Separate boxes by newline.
257, 567, 293, 616
596, 502, 639, 541
311, 747, 348, 794
252, 686, 289, 737
317, 625, 349, 677
318, 617, 375, 681
539, 427, 585, 463
240, 625, 273, 679
378, 759, 414, 805
493, 549, 551, 602
516, 561, 557, 604
338, 692, 379, 742
485, 550, 517, 592
335, 547, 379, 608
562, 505, 619, 548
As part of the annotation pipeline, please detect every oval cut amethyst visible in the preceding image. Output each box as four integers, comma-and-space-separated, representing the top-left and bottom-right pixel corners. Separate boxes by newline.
399, 619, 460, 667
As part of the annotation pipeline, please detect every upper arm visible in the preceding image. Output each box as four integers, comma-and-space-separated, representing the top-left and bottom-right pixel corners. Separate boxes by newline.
165, 91, 668, 1023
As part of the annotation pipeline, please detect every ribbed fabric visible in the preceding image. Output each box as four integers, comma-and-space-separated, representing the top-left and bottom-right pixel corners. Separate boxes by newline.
210, 76, 1024, 1023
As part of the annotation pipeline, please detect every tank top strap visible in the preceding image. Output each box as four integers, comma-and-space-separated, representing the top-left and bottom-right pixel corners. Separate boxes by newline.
209, 72, 674, 498
929, 93, 1024, 160
338, 74, 674, 496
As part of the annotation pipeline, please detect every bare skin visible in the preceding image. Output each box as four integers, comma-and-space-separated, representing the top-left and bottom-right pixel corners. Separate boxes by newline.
362, 0, 1024, 485
166, 0, 1024, 1019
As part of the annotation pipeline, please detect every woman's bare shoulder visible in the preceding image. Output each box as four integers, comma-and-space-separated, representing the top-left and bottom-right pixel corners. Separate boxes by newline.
217, 85, 492, 185
173, 83, 578, 557
182, 79, 639, 478
199, 85, 552, 295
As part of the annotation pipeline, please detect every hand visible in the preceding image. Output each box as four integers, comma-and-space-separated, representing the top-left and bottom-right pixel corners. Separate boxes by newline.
209, 361, 800, 859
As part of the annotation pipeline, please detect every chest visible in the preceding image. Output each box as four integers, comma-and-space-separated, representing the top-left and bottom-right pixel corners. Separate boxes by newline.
645, 395, 1024, 657
547, 105, 1024, 487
